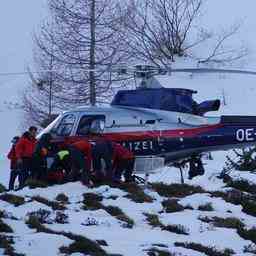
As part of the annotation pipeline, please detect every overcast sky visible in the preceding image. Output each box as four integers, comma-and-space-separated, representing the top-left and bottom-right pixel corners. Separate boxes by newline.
0, 0, 256, 88
0, 0, 47, 86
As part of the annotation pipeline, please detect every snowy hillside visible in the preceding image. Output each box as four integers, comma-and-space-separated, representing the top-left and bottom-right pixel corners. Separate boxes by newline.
1, 169, 256, 256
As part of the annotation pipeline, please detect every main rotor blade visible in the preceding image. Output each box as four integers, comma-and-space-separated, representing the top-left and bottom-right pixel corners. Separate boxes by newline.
169, 68, 256, 76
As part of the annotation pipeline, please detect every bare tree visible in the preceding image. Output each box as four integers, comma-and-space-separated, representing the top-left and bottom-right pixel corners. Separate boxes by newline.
125, 0, 247, 67
125, 0, 203, 66
34, 0, 130, 105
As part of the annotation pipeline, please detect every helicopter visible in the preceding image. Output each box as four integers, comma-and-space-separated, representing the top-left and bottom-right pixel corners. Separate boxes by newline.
40, 65, 256, 180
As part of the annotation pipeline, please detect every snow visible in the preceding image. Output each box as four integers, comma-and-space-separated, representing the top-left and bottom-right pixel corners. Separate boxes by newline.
1, 1, 256, 255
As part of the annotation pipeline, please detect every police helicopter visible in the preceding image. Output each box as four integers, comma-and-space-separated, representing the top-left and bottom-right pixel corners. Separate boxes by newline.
40, 65, 256, 181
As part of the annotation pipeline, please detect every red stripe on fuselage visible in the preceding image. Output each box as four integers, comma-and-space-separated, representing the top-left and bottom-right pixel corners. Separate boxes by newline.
102, 124, 223, 141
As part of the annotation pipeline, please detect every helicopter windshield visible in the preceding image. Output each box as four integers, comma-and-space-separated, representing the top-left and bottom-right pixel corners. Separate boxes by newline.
111, 88, 197, 114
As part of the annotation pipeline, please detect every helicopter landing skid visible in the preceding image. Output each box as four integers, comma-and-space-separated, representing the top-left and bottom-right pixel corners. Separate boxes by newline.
172, 155, 205, 184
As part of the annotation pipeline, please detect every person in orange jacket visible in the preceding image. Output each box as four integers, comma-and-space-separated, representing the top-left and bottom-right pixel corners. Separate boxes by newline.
7, 136, 20, 190
112, 143, 135, 183
15, 126, 37, 186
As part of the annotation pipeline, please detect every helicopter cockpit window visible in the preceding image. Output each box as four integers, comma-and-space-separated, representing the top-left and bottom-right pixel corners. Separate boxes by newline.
55, 114, 76, 136
112, 88, 196, 114
76, 115, 105, 136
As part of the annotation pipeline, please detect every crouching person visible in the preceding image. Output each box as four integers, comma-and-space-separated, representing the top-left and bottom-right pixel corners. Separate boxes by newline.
113, 143, 135, 183
7, 136, 20, 190
92, 140, 113, 182
32, 133, 52, 181
49, 145, 93, 187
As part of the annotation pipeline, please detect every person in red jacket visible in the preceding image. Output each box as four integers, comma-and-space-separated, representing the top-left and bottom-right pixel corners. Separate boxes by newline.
112, 143, 135, 183
7, 136, 20, 190
15, 126, 37, 187
71, 140, 92, 172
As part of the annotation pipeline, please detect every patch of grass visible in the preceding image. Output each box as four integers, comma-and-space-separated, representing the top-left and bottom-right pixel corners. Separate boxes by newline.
59, 237, 107, 256
0, 194, 25, 207
82, 193, 134, 228
199, 216, 256, 245
147, 248, 176, 256
0, 183, 6, 193
227, 179, 256, 194
104, 205, 134, 228
199, 216, 244, 229
163, 224, 189, 235
25, 215, 109, 256
211, 190, 256, 217
174, 242, 234, 256
198, 202, 214, 211
0, 235, 25, 256
55, 193, 69, 203
162, 199, 185, 213
83, 193, 103, 210
152, 183, 205, 198
32, 196, 66, 211
238, 227, 256, 244
25, 178, 48, 189
244, 244, 256, 254
118, 183, 154, 203
0, 219, 13, 233
144, 213, 189, 235
144, 213, 163, 228
26, 215, 55, 233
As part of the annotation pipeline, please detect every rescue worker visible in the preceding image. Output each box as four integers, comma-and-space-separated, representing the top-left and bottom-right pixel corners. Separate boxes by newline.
49, 144, 93, 186
32, 133, 52, 180
71, 140, 92, 172
15, 126, 37, 186
7, 136, 20, 190
92, 139, 113, 182
112, 143, 135, 183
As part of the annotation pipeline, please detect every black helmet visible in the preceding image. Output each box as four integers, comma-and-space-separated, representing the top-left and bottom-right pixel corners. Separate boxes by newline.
11, 136, 20, 144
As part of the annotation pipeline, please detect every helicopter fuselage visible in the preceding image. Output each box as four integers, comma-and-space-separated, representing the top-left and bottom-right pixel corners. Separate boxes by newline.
41, 105, 256, 165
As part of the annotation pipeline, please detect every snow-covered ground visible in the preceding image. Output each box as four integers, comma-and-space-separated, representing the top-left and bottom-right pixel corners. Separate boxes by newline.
1, 1, 256, 255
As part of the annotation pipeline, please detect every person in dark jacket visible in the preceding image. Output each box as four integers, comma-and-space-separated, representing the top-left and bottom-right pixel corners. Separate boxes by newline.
92, 139, 113, 182
32, 133, 52, 180
49, 145, 93, 186
112, 143, 135, 183
15, 126, 37, 186
7, 136, 20, 190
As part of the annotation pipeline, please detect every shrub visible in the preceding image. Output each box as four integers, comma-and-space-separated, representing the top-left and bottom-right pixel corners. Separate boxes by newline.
198, 202, 214, 211
0, 219, 13, 233
0, 183, 6, 193
147, 248, 176, 256
0, 194, 25, 206
25, 178, 48, 189
244, 244, 256, 254
0, 235, 24, 256
83, 193, 103, 210
104, 205, 134, 228
27, 209, 52, 224
144, 213, 163, 228
59, 233, 108, 256
174, 242, 234, 256
162, 199, 185, 213
227, 179, 256, 194
118, 183, 154, 203
163, 224, 189, 235
32, 196, 66, 211
55, 193, 69, 203
152, 183, 204, 198
55, 211, 69, 224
